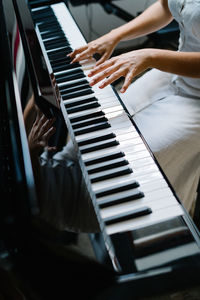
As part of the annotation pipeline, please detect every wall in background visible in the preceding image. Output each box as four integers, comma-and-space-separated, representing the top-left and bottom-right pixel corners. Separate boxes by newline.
68, 0, 156, 50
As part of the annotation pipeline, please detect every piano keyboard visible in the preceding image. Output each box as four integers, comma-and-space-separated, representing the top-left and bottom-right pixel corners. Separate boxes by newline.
31, 2, 184, 237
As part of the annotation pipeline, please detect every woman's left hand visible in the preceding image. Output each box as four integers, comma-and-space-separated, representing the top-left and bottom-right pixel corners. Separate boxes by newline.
88, 48, 152, 93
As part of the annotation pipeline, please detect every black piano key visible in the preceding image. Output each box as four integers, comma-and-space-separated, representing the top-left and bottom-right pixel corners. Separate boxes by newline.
72, 115, 107, 129
53, 63, 79, 73
36, 19, 56, 26
43, 33, 65, 42
56, 72, 85, 84
98, 190, 145, 208
52, 56, 71, 66
35, 11, 56, 17
45, 41, 69, 51
59, 83, 89, 95
56, 69, 86, 84
53, 62, 81, 72
45, 42, 69, 51
32, 9, 53, 16
62, 88, 93, 100
104, 206, 152, 225
41, 29, 64, 39
84, 151, 125, 166
37, 19, 59, 27
48, 52, 72, 62
51, 57, 74, 67
53, 55, 72, 65
95, 180, 139, 198
39, 24, 61, 32
66, 101, 100, 114
73, 121, 111, 136
70, 111, 105, 123
80, 139, 119, 154
44, 37, 68, 46
51, 57, 71, 68
55, 68, 83, 78
38, 22, 61, 32
48, 47, 72, 60
43, 34, 66, 42
45, 42, 70, 51
87, 157, 129, 174
33, 12, 54, 21
60, 79, 92, 94
58, 77, 88, 88
78, 132, 114, 146
47, 46, 71, 55
64, 97, 97, 108
40, 23, 62, 31
59, 78, 88, 93
34, 11, 55, 19
41, 27, 64, 35
90, 166, 133, 183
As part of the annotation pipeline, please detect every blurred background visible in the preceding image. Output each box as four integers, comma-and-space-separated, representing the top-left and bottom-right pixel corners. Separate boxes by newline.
67, 0, 179, 55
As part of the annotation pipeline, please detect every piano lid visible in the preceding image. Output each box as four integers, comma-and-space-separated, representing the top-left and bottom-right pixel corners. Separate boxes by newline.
0, 0, 39, 242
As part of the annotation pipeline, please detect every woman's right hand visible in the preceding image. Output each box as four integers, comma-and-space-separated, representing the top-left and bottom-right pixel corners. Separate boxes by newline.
68, 31, 120, 66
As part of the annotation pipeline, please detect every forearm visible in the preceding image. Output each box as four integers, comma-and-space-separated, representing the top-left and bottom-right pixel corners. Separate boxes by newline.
110, 0, 173, 43
150, 49, 200, 78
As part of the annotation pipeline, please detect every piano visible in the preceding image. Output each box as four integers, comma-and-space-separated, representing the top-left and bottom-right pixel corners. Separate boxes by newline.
1, 0, 200, 299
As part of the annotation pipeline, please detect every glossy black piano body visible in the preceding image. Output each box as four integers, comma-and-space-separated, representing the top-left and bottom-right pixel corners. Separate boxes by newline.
1, 0, 200, 299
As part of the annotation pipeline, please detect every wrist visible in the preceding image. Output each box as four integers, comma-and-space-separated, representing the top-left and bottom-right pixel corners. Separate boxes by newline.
109, 28, 123, 44
147, 48, 162, 69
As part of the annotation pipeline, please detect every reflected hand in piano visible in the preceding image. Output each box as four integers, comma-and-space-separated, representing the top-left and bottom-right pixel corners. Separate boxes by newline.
24, 95, 99, 233
68, 0, 200, 215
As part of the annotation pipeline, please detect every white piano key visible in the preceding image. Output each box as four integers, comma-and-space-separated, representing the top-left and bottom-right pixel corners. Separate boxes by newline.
52, 3, 87, 48
81, 138, 147, 162
126, 156, 155, 170
75, 125, 136, 143
68, 104, 123, 120
63, 92, 117, 106
74, 112, 138, 141
92, 168, 163, 194
96, 178, 169, 205
64, 95, 116, 108
132, 163, 159, 177
141, 178, 169, 193
105, 204, 184, 235
100, 189, 176, 219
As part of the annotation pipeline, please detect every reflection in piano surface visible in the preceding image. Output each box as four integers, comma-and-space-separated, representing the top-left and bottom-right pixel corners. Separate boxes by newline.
1, 0, 200, 299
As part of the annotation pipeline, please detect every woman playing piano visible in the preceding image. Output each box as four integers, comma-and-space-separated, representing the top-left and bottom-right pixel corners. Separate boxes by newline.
68, 0, 200, 215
